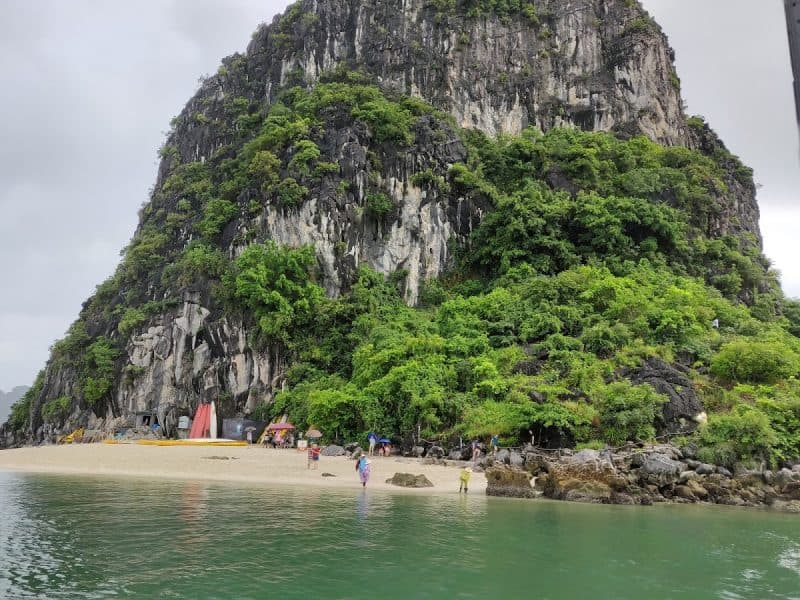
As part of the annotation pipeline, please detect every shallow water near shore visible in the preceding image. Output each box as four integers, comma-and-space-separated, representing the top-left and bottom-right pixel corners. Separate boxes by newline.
1, 470, 799, 599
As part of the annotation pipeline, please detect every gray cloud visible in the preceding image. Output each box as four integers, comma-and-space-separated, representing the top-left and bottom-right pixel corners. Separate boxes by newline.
642, 0, 800, 294
0, 0, 288, 391
0, 0, 797, 392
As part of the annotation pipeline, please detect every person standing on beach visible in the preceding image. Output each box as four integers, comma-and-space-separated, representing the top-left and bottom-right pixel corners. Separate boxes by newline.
357, 455, 371, 487
490, 434, 499, 456
308, 443, 321, 469
471, 439, 481, 464
459, 467, 472, 493
367, 432, 378, 457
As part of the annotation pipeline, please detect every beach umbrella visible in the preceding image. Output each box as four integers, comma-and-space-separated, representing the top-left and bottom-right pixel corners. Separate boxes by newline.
306, 429, 322, 439
267, 422, 296, 431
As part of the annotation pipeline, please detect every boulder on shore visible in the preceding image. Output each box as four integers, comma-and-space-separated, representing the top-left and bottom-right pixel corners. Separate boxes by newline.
322, 444, 346, 456
427, 445, 445, 459
386, 473, 434, 488
485, 465, 535, 498
638, 453, 682, 485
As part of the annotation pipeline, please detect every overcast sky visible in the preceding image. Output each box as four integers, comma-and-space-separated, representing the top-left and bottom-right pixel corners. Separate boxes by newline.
0, 0, 797, 392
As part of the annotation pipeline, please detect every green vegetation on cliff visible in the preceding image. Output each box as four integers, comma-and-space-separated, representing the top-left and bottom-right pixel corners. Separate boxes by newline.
9, 79, 799, 470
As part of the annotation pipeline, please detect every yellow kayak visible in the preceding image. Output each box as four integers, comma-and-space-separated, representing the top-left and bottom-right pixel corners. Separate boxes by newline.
136, 439, 248, 447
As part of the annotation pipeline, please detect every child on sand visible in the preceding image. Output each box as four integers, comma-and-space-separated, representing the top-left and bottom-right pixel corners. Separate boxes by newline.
459, 467, 472, 493
308, 443, 321, 469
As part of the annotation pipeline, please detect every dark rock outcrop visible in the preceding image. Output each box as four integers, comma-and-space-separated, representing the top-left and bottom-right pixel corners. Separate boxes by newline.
321, 444, 346, 456
637, 453, 683, 486
621, 357, 704, 433
427, 445, 445, 459
386, 473, 433, 488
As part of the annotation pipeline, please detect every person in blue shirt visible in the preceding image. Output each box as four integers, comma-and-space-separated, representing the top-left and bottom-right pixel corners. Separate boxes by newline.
367, 432, 378, 456
490, 434, 499, 456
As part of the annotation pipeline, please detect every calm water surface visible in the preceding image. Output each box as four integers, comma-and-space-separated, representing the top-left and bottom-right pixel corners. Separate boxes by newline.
0, 470, 799, 599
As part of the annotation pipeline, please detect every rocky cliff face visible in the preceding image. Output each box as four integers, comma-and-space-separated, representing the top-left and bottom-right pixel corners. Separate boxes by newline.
251, 0, 687, 143
2, 0, 764, 445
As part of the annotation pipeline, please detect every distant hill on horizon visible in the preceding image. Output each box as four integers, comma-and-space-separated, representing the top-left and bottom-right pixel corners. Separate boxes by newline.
0, 386, 28, 422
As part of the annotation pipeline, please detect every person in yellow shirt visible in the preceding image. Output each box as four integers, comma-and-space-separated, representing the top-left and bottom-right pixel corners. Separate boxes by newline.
459, 467, 472, 493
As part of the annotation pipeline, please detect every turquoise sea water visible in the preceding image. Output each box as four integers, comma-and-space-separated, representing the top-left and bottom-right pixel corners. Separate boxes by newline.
0, 470, 799, 599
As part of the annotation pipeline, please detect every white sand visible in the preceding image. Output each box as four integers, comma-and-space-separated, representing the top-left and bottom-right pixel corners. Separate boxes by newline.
0, 444, 486, 494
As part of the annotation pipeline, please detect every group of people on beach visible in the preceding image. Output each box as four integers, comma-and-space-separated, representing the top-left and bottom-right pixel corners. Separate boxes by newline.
366, 432, 392, 457
306, 439, 371, 488
261, 431, 294, 448
307, 430, 515, 491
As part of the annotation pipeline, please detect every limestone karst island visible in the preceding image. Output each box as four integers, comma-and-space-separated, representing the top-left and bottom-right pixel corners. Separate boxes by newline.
3, 0, 800, 516
5, 1, 800, 597
0, 0, 800, 598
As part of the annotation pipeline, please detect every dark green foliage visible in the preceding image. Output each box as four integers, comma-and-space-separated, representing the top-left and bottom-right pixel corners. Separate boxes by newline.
411, 169, 449, 191
9, 371, 43, 431
160, 161, 213, 204
455, 0, 540, 21
120, 230, 169, 283
275, 178, 308, 206
199, 199, 238, 237
118, 307, 147, 338
698, 404, 778, 467
710, 340, 798, 384
288, 139, 321, 175
757, 395, 800, 465
454, 126, 774, 301
594, 381, 667, 445
227, 242, 323, 345
469, 184, 686, 275
79, 338, 120, 406
780, 299, 800, 337
624, 17, 656, 35
41, 396, 71, 423
162, 243, 229, 290
366, 192, 393, 216
51, 321, 90, 370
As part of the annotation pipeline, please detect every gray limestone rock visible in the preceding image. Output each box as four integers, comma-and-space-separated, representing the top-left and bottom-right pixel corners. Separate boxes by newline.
775, 468, 799, 490
321, 444, 346, 456
509, 451, 524, 468
639, 454, 683, 485
695, 463, 715, 475
427, 445, 445, 459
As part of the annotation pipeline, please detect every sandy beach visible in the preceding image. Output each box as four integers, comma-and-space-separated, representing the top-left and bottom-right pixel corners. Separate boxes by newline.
0, 444, 487, 494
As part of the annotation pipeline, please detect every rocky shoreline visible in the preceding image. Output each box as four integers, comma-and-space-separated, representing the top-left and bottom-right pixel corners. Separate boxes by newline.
495, 446, 800, 512
417, 443, 800, 512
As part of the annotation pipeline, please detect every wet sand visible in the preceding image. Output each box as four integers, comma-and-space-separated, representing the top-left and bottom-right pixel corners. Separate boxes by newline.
0, 443, 487, 493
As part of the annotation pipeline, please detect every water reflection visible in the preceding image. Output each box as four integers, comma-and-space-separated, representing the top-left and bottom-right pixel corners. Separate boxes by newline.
1, 472, 799, 599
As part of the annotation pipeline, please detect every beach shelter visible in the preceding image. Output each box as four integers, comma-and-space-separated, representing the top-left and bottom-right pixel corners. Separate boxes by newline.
266, 422, 296, 431
257, 414, 294, 444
